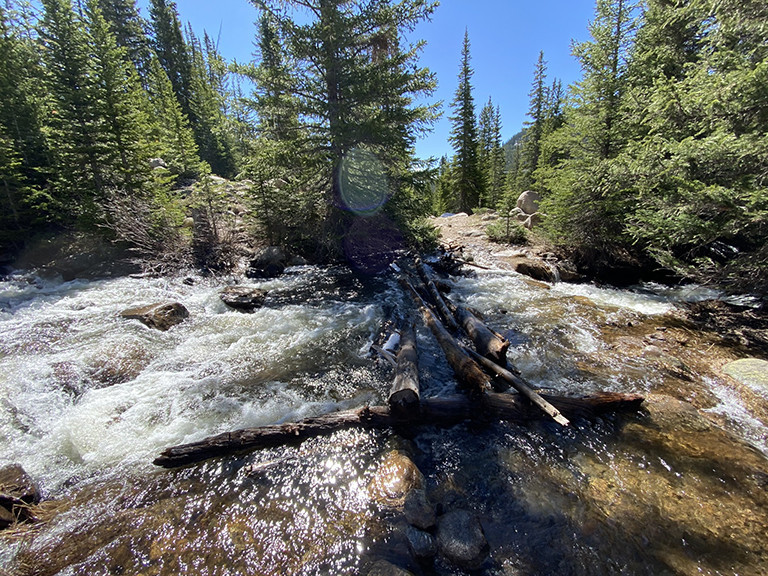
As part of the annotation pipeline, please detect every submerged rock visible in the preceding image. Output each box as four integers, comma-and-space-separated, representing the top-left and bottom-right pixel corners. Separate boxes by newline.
403, 488, 435, 530
367, 559, 415, 576
219, 286, 268, 312
0, 464, 41, 529
405, 525, 437, 560
722, 358, 768, 397
120, 302, 189, 331
368, 451, 424, 507
436, 509, 488, 570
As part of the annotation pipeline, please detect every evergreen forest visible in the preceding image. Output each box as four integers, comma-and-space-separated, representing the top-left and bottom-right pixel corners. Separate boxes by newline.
1, 0, 766, 294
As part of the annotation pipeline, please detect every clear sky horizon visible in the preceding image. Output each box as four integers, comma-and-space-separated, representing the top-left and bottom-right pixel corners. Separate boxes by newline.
137, 0, 597, 161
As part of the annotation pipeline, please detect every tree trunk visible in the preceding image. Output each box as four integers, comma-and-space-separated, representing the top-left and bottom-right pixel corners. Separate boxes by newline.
389, 322, 420, 419
153, 391, 644, 468
452, 303, 509, 365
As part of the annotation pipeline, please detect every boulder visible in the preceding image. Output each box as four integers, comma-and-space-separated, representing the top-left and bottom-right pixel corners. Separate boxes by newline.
403, 488, 436, 530
367, 560, 415, 576
436, 509, 489, 570
523, 212, 543, 230
516, 190, 541, 215
513, 257, 557, 282
148, 157, 167, 169
368, 450, 424, 507
405, 525, 437, 560
219, 286, 268, 312
246, 246, 288, 279
120, 302, 189, 331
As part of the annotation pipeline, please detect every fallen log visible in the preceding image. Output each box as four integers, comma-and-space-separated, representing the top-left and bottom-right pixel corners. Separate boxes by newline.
452, 303, 509, 365
415, 257, 459, 332
153, 392, 645, 468
463, 346, 569, 427
400, 277, 491, 395
389, 322, 420, 419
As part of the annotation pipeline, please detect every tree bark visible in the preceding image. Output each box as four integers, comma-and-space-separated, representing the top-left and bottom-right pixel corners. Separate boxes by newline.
415, 257, 459, 332
153, 391, 644, 468
389, 322, 420, 419
452, 303, 509, 365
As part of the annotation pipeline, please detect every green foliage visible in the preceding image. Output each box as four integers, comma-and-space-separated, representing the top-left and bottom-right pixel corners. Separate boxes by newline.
447, 29, 482, 213
245, 0, 439, 260
478, 98, 505, 209
485, 218, 528, 245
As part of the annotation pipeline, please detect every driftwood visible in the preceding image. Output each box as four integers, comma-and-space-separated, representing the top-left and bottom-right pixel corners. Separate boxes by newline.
415, 257, 459, 332
153, 391, 644, 468
452, 303, 510, 365
388, 322, 420, 419
463, 345, 569, 426
401, 277, 491, 395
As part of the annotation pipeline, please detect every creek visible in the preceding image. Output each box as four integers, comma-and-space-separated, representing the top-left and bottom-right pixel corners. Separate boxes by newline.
0, 264, 766, 575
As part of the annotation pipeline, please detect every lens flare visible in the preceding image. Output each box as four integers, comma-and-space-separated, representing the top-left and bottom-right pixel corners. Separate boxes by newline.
339, 148, 389, 216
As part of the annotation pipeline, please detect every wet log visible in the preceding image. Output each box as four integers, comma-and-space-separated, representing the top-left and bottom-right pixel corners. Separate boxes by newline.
415, 258, 459, 332
463, 346, 569, 426
389, 322, 420, 419
452, 304, 509, 365
401, 277, 491, 395
153, 392, 645, 468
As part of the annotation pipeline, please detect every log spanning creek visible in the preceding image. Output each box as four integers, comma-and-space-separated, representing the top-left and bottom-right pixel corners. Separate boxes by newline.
0, 263, 766, 575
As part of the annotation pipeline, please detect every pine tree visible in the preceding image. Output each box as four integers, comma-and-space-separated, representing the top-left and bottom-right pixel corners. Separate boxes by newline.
96, 0, 151, 83
249, 0, 439, 256
448, 29, 482, 213
186, 28, 237, 177
39, 0, 105, 221
518, 50, 547, 191
148, 0, 192, 118
0, 3, 51, 247
539, 0, 639, 265
478, 98, 505, 209
146, 56, 201, 179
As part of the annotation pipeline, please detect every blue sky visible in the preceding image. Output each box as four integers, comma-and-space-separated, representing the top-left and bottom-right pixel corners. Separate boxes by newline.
138, 0, 596, 160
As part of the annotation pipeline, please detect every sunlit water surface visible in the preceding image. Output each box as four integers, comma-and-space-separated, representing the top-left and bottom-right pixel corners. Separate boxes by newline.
0, 266, 766, 575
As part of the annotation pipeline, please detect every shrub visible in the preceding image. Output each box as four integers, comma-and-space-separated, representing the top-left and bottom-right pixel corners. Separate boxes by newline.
486, 219, 529, 245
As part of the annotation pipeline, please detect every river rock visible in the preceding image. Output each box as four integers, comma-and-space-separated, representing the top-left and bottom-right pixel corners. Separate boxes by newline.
516, 190, 541, 215
403, 488, 436, 529
246, 246, 288, 278
405, 525, 437, 559
523, 212, 543, 230
436, 509, 488, 570
0, 464, 41, 529
219, 286, 268, 312
722, 358, 768, 397
120, 302, 189, 331
368, 451, 424, 507
0, 464, 40, 505
513, 257, 557, 282
367, 560, 415, 576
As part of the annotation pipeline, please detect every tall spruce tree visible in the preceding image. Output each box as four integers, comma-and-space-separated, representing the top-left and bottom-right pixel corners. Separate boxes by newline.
540, 0, 639, 267
518, 50, 547, 191
448, 29, 482, 213
0, 4, 51, 248
248, 0, 438, 257
96, 0, 151, 82
148, 0, 192, 118
478, 97, 505, 209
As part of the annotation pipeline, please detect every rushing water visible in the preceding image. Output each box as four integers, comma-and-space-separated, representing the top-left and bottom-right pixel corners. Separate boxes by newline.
0, 265, 766, 575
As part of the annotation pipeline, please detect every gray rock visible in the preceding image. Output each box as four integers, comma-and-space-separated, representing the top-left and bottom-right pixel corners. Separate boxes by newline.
247, 246, 288, 278
403, 488, 435, 530
219, 286, 268, 312
120, 302, 189, 331
723, 358, 768, 397
437, 509, 488, 570
405, 525, 437, 559
516, 190, 541, 215
523, 212, 543, 230
367, 559, 415, 576
513, 258, 557, 283
148, 157, 167, 169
